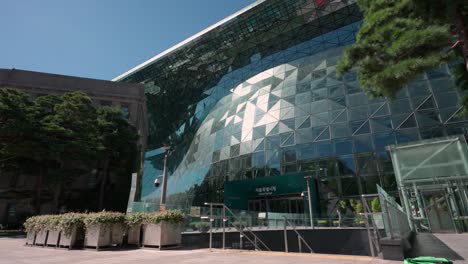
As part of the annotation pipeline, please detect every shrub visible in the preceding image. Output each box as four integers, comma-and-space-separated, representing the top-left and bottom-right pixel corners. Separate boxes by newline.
338, 200, 347, 214
317, 219, 328, 225
57, 213, 85, 237
83, 212, 125, 228
142, 210, 185, 225
24, 215, 60, 233
371, 197, 381, 213
24, 216, 39, 233
354, 218, 365, 226
125, 213, 147, 226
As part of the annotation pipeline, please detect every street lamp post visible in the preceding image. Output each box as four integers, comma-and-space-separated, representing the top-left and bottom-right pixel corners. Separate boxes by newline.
158, 147, 175, 211
304, 176, 314, 228
304, 167, 327, 229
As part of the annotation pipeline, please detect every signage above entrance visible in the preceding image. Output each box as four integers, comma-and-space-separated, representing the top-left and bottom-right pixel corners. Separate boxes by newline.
224, 172, 317, 210
255, 186, 277, 196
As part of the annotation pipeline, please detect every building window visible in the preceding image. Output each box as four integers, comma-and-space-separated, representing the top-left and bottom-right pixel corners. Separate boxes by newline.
100, 100, 112, 107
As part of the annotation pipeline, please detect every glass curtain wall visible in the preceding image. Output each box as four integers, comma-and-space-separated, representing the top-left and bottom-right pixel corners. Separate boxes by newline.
117, 0, 468, 218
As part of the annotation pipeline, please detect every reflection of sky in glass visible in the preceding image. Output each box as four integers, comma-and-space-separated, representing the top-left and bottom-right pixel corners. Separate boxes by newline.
140, 18, 467, 206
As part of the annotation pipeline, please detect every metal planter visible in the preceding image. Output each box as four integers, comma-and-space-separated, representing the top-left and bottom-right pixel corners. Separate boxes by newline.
111, 224, 124, 246
84, 224, 124, 250
25, 231, 35, 246
127, 225, 142, 247
34, 230, 48, 246
46, 230, 60, 247
59, 226, 78, 249
142, 222, 182, 248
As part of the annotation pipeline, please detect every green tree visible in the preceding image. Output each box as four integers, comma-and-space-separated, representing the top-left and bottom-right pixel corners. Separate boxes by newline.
0, 88, 35, 163
337, 0, 468, 108
1, 88, 139, 214
96, 107, 139, 210
36, 92, 102, 213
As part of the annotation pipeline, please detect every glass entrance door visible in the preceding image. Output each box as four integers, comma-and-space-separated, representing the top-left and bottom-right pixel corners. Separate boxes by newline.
422, 191, 456, 233
248, 196, 304, 214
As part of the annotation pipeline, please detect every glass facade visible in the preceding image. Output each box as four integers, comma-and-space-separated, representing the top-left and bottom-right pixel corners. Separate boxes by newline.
117, 0, 468, 215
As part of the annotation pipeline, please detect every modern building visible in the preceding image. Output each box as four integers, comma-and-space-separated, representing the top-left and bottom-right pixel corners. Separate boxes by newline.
0, 68, 147, 226
115, 0, 468, 230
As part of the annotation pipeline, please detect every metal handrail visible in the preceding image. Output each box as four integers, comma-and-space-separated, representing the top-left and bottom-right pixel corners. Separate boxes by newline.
204, 202, 271, 251
361, 194, 382, 257
282, 216, 314, 253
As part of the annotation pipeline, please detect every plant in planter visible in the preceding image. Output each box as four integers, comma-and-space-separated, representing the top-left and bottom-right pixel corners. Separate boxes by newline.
370, 197, 384, 229
57, 213, 85, 249
317, 219, 329, 227
24, 216, 40, 245
44, 215, 62, 247
350, 199, 365, 227
141, 210, 185, 248
335, 200, 347, 227
125, 213, 146, 247
83, 211, 125, 250
332, 220, 340, 227
371, 198, 381, 213
189, 221, 210, 232
24, 215, 51, 246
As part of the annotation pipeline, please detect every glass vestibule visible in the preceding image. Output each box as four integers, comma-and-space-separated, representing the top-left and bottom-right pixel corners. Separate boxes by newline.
387, 135, 468, 233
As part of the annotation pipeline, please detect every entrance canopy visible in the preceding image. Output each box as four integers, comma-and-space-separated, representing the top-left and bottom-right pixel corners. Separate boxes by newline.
387, 136, 468, 233
387, 136, 468, 184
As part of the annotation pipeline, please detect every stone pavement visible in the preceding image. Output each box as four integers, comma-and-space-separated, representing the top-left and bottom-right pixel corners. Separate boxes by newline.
2, 236, 467, 264
406, 233, 464, 261
435, 233, 468, 261
0, 237, 398, 264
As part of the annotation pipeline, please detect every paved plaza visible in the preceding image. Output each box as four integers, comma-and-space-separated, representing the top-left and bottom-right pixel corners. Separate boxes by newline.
2, 236, 467, 264
0, 237, 396, 264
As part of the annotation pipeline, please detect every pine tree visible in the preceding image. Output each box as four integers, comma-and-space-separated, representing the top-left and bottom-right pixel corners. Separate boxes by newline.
337, 0, 468, 106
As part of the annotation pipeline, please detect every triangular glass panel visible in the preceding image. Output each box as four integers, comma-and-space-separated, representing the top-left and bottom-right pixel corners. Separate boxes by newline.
297, 116, 311, 129
398, 114, 417, 129
253, 139, 265, 152
282, 118, 295, 130
315, 127, 330, 141
331, 109, 347, 123
254, 113, 265, 124
416, 110, 441, 127
253, 126, 266, 140
267, 123, 279, 135
417, 96, 435, 110
370, 103, 389, 117
442, 107, 462, 123
352, 120, 370, 135
280, 132, 294, 146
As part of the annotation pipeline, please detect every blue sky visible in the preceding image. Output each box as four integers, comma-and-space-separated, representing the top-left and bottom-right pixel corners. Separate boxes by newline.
0, 0, 254, 80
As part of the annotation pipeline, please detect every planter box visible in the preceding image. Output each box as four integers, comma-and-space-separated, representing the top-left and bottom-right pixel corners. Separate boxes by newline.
34, 230, 48, 246
84, 224, 111, 249
142, 222, 182, 248
84, 224, 124, 249
26, 231, 35, 245
46, 230, 61, 247
59, 226, 78, 249
111, 224, 124, 246
127, 225, 141, 246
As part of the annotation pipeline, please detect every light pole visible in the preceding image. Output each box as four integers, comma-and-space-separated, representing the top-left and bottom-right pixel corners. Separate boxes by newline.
304, 167, 327, 229
157, 146, 175, 211
304, 176, 314, 228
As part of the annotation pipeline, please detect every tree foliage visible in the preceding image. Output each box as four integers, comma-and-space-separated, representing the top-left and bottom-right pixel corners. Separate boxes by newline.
337, 0, 467, 103
0, 88, 140, 214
